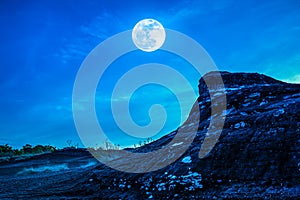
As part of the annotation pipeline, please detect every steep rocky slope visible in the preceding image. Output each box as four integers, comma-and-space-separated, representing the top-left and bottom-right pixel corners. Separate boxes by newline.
0, 71, 299, 199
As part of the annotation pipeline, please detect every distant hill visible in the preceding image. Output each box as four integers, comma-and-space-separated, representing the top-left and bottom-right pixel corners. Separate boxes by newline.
0, 71, 299, 199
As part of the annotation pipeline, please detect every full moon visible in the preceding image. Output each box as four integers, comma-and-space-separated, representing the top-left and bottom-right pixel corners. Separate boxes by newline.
132, 19, 166, 52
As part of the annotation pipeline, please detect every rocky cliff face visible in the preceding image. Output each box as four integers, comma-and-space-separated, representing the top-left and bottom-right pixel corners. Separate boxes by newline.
122, 71, 300, 198
194, 71, 300, 193
0, 71, 299, 199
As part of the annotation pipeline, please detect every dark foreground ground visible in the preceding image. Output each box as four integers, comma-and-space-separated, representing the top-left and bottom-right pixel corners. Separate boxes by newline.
0, 148, 299, 199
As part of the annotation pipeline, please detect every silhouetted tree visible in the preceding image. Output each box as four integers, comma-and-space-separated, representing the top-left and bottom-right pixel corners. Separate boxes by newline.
13, 149, 23, 156
0, 144, 12, 153
0, 144, 13, 156
22, 144, 32, 154
66, 140, 72, 147
105, 139, 109, 150
33, 145, 44, 153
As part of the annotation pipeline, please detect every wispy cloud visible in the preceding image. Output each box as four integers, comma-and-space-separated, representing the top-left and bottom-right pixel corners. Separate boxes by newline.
160, 0, 235, 28
59, 10, 125, 64
80, 11, 124, 40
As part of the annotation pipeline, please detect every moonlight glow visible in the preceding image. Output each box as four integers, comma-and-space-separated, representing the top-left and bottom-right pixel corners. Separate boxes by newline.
132, 19, 166, 52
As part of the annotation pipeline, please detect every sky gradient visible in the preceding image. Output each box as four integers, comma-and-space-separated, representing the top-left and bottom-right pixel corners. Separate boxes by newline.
1, 0, 299, 148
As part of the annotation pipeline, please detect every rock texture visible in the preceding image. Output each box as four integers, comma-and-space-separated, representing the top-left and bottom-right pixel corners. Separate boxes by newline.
0, 71, 299, 199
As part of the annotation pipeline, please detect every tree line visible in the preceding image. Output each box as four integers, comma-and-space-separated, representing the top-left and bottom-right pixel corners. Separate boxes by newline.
0, 144, 56, 157
0, 137, 156, 157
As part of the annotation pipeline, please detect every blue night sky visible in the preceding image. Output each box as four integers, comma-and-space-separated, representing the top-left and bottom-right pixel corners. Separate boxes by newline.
1, 0, 299, 148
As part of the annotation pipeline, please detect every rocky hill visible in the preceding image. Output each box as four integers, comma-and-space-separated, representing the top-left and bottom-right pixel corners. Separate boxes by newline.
0, 71, 299, 199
